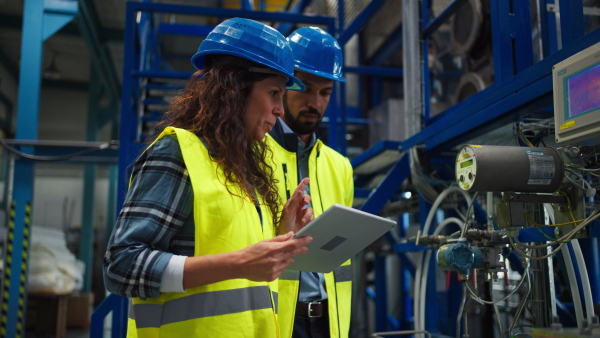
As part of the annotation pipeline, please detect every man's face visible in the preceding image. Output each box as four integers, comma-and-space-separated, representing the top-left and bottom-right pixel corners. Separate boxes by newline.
283, 71, 334, 136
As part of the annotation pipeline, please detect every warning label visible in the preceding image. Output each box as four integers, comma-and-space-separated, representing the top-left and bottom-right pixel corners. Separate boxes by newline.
528, 154, 555, 185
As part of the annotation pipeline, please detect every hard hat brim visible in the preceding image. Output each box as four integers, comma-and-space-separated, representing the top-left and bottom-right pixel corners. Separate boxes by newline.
191, 50, 306, 91
295, 65, 346, 83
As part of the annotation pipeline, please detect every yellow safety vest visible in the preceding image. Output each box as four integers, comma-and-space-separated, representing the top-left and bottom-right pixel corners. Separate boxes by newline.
127, 127, 279, 337
265, 134, 354, 338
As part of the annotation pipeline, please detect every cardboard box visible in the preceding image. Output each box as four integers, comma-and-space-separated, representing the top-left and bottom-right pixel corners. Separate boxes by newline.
66, 293, 95, 329
26, 292, 70, 337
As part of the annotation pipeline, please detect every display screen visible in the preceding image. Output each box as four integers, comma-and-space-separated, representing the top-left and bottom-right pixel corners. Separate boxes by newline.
460, 159, 473, 168
567, 63, 600, 118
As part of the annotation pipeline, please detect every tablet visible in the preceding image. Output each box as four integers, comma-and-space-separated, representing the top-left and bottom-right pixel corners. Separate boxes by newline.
287, 203, 396, 273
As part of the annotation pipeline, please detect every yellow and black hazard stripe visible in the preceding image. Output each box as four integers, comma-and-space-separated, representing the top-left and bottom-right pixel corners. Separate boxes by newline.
1, 201, 16, 337
1, 201, 32, 338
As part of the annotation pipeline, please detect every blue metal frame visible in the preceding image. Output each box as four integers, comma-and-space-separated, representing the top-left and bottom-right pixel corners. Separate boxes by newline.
558, 0, 585, 46
1, 1, 77, 337
539, 0, 558, 57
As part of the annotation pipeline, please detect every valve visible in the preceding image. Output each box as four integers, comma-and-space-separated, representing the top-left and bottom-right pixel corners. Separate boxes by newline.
436, 238, 483, 279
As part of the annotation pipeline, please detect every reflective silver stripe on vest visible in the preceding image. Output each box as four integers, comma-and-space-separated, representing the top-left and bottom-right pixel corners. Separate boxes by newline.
280, 269, 300, 281
334, 265, 352, 282
272, 291, 278, 314
133, 286, 273, 328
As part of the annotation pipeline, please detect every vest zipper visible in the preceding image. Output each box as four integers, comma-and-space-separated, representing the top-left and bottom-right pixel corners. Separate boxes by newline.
282, 163, 291, 200
316, 149, 325, 215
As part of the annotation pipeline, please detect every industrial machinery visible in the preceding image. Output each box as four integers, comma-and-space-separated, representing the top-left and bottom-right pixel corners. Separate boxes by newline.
387, 41, 600, 338
422, 45, 600, 335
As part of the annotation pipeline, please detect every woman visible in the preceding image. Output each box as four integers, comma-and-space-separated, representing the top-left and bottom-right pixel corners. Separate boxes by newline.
103, 18, 314, 337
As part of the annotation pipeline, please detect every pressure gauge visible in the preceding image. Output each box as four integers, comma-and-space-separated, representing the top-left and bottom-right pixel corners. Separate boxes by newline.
456, 145, 477, 191
455, 145, 564, 193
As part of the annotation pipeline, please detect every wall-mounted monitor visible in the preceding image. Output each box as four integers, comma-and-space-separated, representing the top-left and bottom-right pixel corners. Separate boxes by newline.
553, 42, 600, 144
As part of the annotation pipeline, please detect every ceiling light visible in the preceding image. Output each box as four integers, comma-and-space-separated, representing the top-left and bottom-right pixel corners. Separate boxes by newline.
43, 54, 61, 80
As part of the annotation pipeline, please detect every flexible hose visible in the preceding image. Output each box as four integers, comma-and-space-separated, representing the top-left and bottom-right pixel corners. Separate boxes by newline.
571, 239, 595, 324
508, 268, 531, 336
414, 186, 472, 334
456, 284, 468, 338
486, 192, 494, 230
489, 280, 504, 337
561, 244, 584, 328
418, 217, 464, 334
546, 204, 593, 323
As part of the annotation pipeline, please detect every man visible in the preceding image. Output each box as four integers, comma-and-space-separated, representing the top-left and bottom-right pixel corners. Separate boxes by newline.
266, 27, 354, 338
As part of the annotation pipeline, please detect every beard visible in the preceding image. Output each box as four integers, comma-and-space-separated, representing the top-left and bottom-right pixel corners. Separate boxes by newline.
283, 99, 323, 135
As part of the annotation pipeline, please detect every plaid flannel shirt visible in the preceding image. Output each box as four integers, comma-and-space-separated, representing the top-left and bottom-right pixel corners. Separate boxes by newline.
103, 136, 195, 299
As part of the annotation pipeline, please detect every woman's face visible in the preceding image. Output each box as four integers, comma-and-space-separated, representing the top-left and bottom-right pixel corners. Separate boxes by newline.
244, 75, 287, 140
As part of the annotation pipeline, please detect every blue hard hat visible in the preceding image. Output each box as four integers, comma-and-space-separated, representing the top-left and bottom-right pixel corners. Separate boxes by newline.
191, 17, 305, 91
287, 27, 345, 82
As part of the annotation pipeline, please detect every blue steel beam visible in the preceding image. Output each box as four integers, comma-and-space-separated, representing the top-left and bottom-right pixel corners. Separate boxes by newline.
539, 0, 559, 58
512, 0, 534, 72
558, 0, 585, 46
138, 9, 153, 74
90, 293, 128, 338
489, 0, 533, 79
42, 0, 78, 41
337, 0, 386, 46
491, 0, 514, 84
3, 1, 77, 337
118, 2, 141, 217
80, 60, 102, 294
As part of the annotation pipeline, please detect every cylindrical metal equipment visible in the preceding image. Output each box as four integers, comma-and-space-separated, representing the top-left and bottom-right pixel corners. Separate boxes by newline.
455, 145, 564, 193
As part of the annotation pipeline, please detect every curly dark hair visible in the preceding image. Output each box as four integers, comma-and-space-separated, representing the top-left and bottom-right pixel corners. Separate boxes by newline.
153, 60, 282, 228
